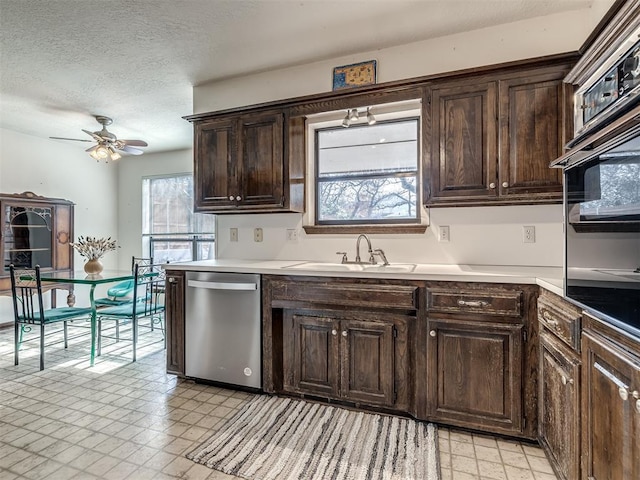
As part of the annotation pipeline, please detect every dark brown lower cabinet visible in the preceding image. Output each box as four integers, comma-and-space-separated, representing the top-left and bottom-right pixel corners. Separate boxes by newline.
425, 317, 524, 436
283, 310, 403, 408
165, 270, 185, 375
582, 324, 640, 480
539, 331, 580, 480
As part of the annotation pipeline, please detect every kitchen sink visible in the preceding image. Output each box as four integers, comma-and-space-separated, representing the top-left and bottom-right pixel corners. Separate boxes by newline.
282, 262, 417, 273
361, 263, 417, 273
283, 262, 364, 272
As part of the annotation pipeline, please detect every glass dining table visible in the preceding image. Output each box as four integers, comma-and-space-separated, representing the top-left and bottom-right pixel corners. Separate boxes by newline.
40, 270, 137, 366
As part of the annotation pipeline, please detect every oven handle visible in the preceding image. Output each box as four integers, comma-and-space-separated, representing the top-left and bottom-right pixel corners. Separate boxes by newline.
187, 280, 258, 291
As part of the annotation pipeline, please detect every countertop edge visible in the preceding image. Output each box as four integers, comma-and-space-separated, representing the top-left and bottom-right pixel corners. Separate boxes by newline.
163, 260, 565, 296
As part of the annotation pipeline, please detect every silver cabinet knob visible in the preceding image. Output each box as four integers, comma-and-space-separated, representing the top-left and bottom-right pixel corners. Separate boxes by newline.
236, 195, 242, 201
429, 330, 437, 337
168, 277, 176, 283
341, 331, 348, 337
229, 195, 234, 201
502, 182, 509, 188
331, 329, 337, 336
489, 182, 496, 189
561, 375, 574, 386
632, 390, 640, 400
619, 387, 629, 401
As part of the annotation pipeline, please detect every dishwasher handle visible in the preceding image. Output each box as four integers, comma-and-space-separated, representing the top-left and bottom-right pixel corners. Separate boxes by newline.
187, 279, 258, 291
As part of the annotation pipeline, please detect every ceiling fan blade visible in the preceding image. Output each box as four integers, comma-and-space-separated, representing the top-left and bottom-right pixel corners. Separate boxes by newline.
82, 129, 103, 141
49, 136, 93, 142
119, 139, 148, 147
119, 145, 144, 155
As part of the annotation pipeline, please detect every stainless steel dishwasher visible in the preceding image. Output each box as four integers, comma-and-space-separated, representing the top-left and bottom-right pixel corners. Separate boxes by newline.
185, 271, 261, 390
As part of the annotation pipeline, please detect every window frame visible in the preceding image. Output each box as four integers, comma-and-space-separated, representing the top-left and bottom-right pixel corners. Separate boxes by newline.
304, 100, 427, 234
314, 116, 421, 226
142, 174, 215, 263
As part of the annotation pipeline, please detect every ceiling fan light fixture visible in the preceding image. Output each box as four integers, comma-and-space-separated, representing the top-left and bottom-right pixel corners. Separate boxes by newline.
108, 147, 121, 161
342, 111, 350, 128
348, 108, 359, 121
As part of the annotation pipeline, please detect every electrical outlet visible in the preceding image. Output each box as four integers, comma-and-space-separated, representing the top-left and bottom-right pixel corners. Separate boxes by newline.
254, 227, 263, 242
523, 226, 535, 243
286, 228, 299, 242
230, 227, 238, 242
439, 225, 450, 242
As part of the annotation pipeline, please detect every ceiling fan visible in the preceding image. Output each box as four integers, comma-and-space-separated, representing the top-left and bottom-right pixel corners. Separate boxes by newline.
50, 115, 148, 162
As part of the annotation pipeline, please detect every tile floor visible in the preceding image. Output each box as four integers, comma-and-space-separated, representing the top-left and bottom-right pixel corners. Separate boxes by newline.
0, 320, 558, 479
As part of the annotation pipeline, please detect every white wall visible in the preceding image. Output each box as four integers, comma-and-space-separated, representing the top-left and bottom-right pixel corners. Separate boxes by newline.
196, 8, 609, 267
115, 148, 193, 270
0, 127, 119, 322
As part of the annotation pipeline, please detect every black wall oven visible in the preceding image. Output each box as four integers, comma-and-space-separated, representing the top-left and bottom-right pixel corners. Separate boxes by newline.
558, 107, 640, 337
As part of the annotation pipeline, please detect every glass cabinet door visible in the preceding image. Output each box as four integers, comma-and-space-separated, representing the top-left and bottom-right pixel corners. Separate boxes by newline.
3, 204, 53, 273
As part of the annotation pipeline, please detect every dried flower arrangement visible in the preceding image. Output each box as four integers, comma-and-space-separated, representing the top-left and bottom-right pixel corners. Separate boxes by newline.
70, 236, 117, 260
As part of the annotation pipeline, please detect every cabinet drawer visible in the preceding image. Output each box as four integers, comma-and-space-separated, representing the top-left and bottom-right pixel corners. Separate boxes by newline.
427, 288, 523, 317
271, 280, 419, 311
538, 292, 581, 351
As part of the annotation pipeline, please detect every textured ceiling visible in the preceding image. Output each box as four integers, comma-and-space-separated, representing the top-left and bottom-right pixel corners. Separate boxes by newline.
0, 0, 612, 154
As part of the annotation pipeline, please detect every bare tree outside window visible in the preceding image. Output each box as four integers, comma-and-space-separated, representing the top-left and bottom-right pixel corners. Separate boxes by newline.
315, 118, 419, 224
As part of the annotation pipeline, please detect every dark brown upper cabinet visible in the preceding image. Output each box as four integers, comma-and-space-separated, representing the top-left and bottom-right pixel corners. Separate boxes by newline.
427, 80, 498, 203
190, 109, 305, 214
425, 60, 574, 206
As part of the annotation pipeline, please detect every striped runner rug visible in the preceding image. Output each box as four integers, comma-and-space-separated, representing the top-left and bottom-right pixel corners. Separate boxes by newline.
187, 395, 440, 480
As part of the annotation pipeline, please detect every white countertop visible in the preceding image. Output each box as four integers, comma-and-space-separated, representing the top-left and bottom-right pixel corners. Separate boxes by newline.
164, 259, 564, 296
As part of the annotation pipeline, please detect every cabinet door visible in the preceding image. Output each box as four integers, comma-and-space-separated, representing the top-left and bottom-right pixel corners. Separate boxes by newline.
289, 313, 340, 398
165, 271, 185, 375
427, 318, 524, 435
194, 117, 237, 211
582, 332, 640, 480
539, 331, 580, 480
238, 111, 284, 208
53, 203, 73, 271
426, 81, 498, 203
340, 319, 395, 407
498, 66, 571, 201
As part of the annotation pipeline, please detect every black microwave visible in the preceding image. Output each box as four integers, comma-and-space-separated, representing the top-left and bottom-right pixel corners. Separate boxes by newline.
560, 110, 640, 337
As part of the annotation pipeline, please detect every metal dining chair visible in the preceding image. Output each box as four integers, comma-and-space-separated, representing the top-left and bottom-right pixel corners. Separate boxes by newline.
10, 264, 93, 370
96, 261, 166, 361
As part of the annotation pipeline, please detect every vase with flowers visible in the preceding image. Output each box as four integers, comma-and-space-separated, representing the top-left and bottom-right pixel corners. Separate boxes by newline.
70, 236, 117, 275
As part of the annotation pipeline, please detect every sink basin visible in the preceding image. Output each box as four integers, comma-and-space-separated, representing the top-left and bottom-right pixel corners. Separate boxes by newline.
283, 262, 364, 272
361, 263, 417, 273
282, 262, 417, 273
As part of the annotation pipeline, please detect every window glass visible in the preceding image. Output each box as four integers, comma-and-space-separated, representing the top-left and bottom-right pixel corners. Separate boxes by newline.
315, 118, 419, 224
142, 175, 215, 263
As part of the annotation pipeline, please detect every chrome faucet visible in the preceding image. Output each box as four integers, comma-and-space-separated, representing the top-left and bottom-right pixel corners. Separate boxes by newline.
355, 234, 374, 264
337, 234, 390, 265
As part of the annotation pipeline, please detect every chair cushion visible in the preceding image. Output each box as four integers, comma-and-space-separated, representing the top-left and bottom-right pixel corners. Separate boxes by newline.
95, 297, 133, 307
98, 300, 160, 317
106, 280, 135, 298
18, 307, 92, 323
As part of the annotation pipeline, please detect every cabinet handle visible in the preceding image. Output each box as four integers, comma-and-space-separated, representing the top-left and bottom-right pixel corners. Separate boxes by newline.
331, 329, 337, 336
633, 390, 640, 400
429, 330, 437, 337
236, 195, 242, 201
168, 278, 176, 284
229, 195, 234, 201
636, 399, 640, 414
561, 375, 574, 386
341, 331, 348, 337
502, 182, 509, 188
457, 299, 489, 308
489, 182, 496, 189
619, 387, 629, 401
